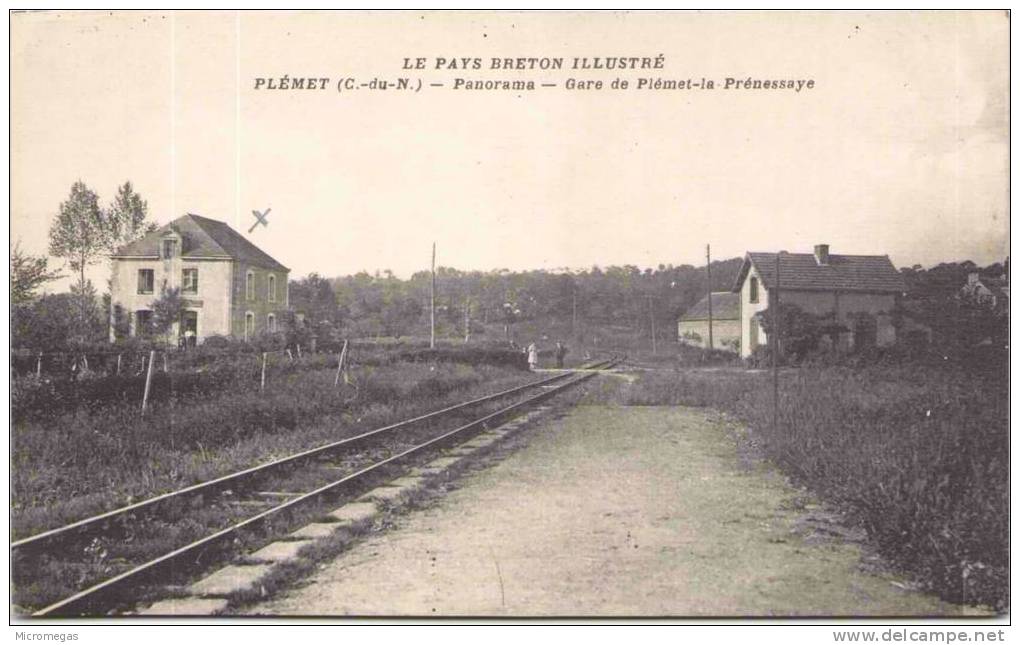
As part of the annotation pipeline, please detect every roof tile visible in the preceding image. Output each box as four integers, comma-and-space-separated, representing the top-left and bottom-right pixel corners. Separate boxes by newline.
681, 292, 739, 321
734, 252, 904, 294
112, 214, 288, 272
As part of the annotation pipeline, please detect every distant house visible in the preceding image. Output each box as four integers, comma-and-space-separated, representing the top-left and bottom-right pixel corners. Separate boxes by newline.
732, 244, 906, 358
677, 292, 740, 352
109, 214, 290, 343
959, 272, 1009, 312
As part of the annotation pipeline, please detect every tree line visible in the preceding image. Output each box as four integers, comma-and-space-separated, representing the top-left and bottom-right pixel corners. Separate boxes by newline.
288, 259, 746, 346
10, 180, 1009, 356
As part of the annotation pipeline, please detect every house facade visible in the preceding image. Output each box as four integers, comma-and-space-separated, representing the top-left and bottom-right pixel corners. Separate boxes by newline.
959, 272, 1009, 313
677, 292, 740, 352
109, 214, 290, 343
732, 245, 906, 358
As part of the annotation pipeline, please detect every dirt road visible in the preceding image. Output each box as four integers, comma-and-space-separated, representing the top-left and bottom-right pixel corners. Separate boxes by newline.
245, 404, 965, 616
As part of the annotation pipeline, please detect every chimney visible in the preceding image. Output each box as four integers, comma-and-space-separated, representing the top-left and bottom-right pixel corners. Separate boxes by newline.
814, 244, 830, 266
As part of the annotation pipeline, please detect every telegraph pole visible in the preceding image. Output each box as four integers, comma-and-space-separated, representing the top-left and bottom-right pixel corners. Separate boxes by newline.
706, 244, 714, 351
572, 287, 578, 336
430, 242, 436, 349
648, 295, 657, 355
772, 251, 784, 435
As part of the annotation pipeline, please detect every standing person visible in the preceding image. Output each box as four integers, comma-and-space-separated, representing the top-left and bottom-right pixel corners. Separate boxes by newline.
555, 341, 568, 368
526, 342, 539, 371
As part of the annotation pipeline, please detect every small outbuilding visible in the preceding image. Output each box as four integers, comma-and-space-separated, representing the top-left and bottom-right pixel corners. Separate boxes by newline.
677, 292, 740, 352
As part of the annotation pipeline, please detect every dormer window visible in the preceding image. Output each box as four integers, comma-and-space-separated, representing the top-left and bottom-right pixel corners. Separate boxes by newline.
749, 276, 759, 304
160, 231, 181, 260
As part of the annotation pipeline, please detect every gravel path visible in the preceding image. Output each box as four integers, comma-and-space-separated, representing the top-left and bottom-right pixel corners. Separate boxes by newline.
246, 404, 966, 617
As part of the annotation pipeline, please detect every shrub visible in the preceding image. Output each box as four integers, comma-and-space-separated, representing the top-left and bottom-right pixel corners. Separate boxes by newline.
397, 345, 529, 370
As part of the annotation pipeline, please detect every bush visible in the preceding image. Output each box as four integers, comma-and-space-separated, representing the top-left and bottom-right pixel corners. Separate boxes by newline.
397, 346, 529, 370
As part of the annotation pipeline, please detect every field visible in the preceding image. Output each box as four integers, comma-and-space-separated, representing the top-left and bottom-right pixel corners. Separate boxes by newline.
11, 342, 535, 540
583, 361, 1008, 611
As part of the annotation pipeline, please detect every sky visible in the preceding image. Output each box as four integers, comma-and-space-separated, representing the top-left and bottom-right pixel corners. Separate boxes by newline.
10, 10, 1010, 291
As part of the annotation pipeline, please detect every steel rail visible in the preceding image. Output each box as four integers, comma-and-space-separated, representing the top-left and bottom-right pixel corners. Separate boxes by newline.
13, 357, 612, 551
32, 357, 620, 617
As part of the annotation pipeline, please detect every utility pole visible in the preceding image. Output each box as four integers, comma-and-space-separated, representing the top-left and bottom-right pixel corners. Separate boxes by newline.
430, 242, 436, 349
706, 244, 714, 351
772, 251, 784, 435
463, 296, 471, 343
572, 287, 578, 337
648, 295, 657, 355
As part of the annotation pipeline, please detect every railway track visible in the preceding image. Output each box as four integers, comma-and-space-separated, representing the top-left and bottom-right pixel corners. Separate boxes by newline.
14, 355, 623, 617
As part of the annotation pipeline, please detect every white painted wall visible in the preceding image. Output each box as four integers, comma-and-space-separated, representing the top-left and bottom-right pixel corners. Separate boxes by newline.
739, 264, 770, 357
109, 257, 233, 341
736, 263, 899, 358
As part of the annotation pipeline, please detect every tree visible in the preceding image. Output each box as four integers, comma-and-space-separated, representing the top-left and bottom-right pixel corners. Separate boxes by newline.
49, 181, 157, 343
11, 241, 62, 306
289, 273, 341, 325
48, 182, 107, 342
105, 181, 155, 251
12, 285, 106, 351
759, 303, 839, 361
149, 286, 185, 341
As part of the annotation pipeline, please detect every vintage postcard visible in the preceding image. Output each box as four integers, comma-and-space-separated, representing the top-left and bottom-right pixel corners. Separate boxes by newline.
8, 9, 1010, 632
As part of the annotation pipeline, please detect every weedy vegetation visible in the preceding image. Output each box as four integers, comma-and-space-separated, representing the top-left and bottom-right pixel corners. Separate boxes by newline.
11, 343, 533, 540
596, 361, 1008, 611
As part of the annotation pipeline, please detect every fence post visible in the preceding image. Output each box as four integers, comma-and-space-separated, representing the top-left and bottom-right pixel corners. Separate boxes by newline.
297, 344, 302, 359
334, 339, 348, 387
286, 348, 293, 361
141, 350, 156, 415
260, 352, 268, 392
36, 352, 42, 378
116, 354, 122, 376
163, 352, 169, 373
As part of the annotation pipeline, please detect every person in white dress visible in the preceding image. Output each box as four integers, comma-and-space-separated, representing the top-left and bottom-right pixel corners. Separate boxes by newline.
526, 342, 539, 370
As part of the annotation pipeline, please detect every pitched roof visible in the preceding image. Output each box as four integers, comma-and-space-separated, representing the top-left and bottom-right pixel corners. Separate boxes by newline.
978, 276, 1009, 299
732, 252, 905, 294
680, 292, 739, 321
112, 214, 289, 272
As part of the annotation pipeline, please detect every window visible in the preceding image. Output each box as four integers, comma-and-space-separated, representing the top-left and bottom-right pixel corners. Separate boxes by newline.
268, 274, 276, 303
137, 269, 155, 294
162, 239, 176, 259
245, 311, 255, 340
267, 313, 277, 333
135, 310, 153, 337
182, 268, 198, 294
246, 271, 255, 301
749, 276, 759, 304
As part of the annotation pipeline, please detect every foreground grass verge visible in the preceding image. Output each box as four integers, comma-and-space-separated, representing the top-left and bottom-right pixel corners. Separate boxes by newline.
12, 361, 535, 538
585, 365, 1007, 612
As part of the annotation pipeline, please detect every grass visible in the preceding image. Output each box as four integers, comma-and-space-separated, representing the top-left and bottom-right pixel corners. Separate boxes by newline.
593, 364, 1008, 611
12, 351, 545, 613
12, 360, 536, 539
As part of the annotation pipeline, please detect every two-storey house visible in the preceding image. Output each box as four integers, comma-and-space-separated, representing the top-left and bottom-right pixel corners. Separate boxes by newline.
109, 214, 290, 343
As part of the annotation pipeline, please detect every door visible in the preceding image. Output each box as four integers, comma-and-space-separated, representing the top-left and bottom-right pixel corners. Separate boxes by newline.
749, 317, 760, 353
181, 311, 198, 347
